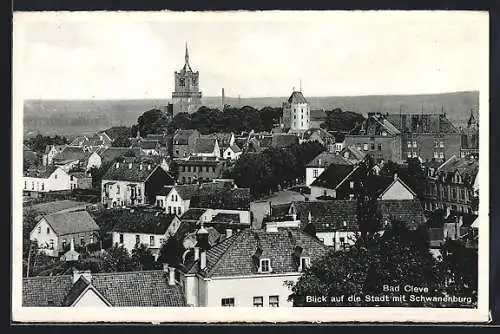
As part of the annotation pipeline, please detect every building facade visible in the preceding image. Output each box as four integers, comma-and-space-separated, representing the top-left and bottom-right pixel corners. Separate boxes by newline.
172, 44, 202, 116
175, 157, 225, 184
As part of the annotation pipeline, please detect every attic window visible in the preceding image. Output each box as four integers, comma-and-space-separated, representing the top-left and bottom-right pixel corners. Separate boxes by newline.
299, 257, 310, 271
259, 258, 272, 273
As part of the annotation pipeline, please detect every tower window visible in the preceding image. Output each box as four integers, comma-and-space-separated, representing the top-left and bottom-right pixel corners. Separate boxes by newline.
179, 78, 185, 86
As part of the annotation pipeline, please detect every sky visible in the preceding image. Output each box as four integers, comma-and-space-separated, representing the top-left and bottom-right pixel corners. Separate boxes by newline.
13, 11, 489, 100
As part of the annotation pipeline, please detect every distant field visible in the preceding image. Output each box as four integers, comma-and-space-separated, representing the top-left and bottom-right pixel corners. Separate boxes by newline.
23, 91, 479, 137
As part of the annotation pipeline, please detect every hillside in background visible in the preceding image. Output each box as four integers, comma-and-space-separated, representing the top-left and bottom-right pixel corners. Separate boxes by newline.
23, 91, 479, 137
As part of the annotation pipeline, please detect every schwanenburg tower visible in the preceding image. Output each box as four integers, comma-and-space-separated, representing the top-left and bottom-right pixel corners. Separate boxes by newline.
172, 44, 202, 116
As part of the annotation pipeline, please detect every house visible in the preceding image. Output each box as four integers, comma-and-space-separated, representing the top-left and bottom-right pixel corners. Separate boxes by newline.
132, 139, 163, 156
22, 268, 186, 307
422, 155, 478, 213
385, 113, 462, 163
42, 145, 66, 166
98, 147, 142, 164
305, 151, 353, 186
174, 226, 328, 307
69, 132, 113, 151
309, 164, 360, 200
193, 137, 220, 158
101, 161, 175, 208
29, 209, 100, 257
175, 156, 225, 184
206, 133, 236, 152
222, 144, 242, 160
345, 113, 402, 163
155, 184, 199, 216
111, 213, 182, 259
298, 128, 335, 147
53, 146, 102, 171
172, 129, 200, 158
24, 166, 71, 194
279, 199, 426, 248
69, 171, 92, 190
181, 225, 226, 251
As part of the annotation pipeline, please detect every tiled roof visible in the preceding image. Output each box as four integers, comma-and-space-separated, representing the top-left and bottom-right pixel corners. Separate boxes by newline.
227, 144, 242, 153
24, 165, 60, 178
184, 226, 223, 249
111, 213, 178, 234
99, 147, 141, 163
23, 271, 186, 307
306, 151, 353, 168
293, 200, 359, 232
188, 228, 328, 277
42, 210, 100, 236
378, 200, 426, 229
102, 162, 173, 183
287, 91, 308, 104
139, 140, 160, 150
310, 164, 358, 189
438, 155, 479, 178
25, 200, 89, 216
272, 134, 299, 149
206, 133, 233, 147
173, 129, 198, 145
61, 276, 91, 306
340, 145, 366, 162
175, 184, 201, 200
180, 208, 208, 221
195, 138, 217, 154
211, 213, 241, 224
190, 185, 251, 210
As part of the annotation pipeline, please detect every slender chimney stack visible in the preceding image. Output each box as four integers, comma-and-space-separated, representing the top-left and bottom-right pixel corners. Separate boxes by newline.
221, 88, 225, 111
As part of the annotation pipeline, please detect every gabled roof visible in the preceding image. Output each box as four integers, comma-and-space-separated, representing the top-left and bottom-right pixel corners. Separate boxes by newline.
25, 200, 89, 216
340, 145, 366, 162
53, 147, 92, 163
24, 165, 60, 178
98, 147, 141, 163
40, 210, 100, 236
211, 213, 241, 225
272, 134, 299, 149
195, 138, 218, 154
186, 228, 327, 278
173, 129, 198, 145
180, 208, 208, 221
226, 144, 242, 153
138, 140, 160, 150
377, 176, 417, 199
437, 155, 479, 178
310, 164, 359, 189
111, 213, 179, 234
378, 200, 426, 229
206, 133, 233, 147
306, 151, 353, 168
287, 91, 308, 104
102, 162, 173, 183
23, 270, 186, 307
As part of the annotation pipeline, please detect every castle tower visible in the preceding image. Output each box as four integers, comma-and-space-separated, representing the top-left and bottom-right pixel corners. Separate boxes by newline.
282, 88, 310, 132
172, 43, 203, 116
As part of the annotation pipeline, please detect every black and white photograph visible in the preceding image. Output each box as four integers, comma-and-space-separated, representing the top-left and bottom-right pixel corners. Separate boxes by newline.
12, 10, 489, 322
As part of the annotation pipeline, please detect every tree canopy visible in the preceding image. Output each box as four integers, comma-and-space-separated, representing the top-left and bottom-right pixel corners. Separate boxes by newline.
24, 134, 69, 153
320, 109, 365, 133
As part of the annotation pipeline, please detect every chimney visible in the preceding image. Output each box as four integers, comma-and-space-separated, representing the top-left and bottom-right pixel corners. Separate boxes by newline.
168, 267, 176, 286
70, 238, 75, 251
226, 229, 233, 238
139, 164, 143, 170
72, 268, 92, 284
194, 247, 200, 261
308, 211, 312, 224
393, 172, 398, 181
128, 163, 132, 169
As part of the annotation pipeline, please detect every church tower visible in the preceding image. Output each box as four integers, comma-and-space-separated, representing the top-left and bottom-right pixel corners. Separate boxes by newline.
172, 43, 202, 116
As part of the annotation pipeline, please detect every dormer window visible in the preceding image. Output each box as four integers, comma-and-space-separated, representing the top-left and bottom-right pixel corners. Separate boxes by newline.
259, 258, 272, 273
299, 257, 310, 271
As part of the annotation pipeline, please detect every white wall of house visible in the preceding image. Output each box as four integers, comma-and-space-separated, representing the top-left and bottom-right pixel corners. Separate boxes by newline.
85, 152, 102, 171
102, 180, 145, 208
195, 273, 300, 307
223, 147, 242, 160
30, 218, 59, 256
73, 289, 109, 307
379, 179, 415, 200
316, 231, 357, 248
305, 167, 325, 187
156, 188, 191, 216
112, 231, 167, 255
24, 168, 71, 193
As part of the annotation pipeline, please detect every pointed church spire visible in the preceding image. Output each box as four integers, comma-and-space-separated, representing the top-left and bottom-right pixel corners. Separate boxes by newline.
185, 42, 190, 66
70, 238, 75, 251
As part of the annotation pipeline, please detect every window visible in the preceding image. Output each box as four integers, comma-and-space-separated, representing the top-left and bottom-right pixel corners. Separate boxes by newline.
439, 152, 444, 159
138, 188, 141, 197
293, 115, 296, 120
80, 237, 85, 246
221, 298, 235, 307
179, 78, 185, 86
323, 190, 327, 196
117, 185, 120, 194
340, 237, 346, 249
175, 150, 179, 156
46, 227, 50, 234
412, 151, 417, 158
119, 233, 124, 243
253, 296, 264, 307
371, 143, 375, 150
31, 182, 34, 190
349, 181, 354, 189
24, 181, 26, 189
452, 188, 457, 200
205, 166, 209, 172
90, 236, 94, 244
363, 143, 368, 151
407, 151, 412, 158
212, 166, 216, 173
62, 240, 67, 249
299, 257, 311, 271
313, 169, 319, 178
269, 296, 279, 307
378, 144, 382, 151
150, 236, 155, 247
259, 259, 271, 273
168, 206, 172, 214
439, 141, 444, 148
412, 141, 417, 148
178, 207, 182, 215
407, 141, 412, 148
356, 143, 361, 151
301, 122, 303, 127
434, 152, 439, 159
136, 235, 140, 245
38, 226, 41, 233
54, 174, 58, 179
50, 239, 54, 249
382, 131, 387, 136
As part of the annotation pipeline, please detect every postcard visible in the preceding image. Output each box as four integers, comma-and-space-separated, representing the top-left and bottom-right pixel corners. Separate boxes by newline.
12, 10, 490, 323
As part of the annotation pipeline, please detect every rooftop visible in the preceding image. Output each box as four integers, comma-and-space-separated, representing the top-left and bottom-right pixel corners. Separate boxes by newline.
40, 209, 100, 236
306, 151, 353, 168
